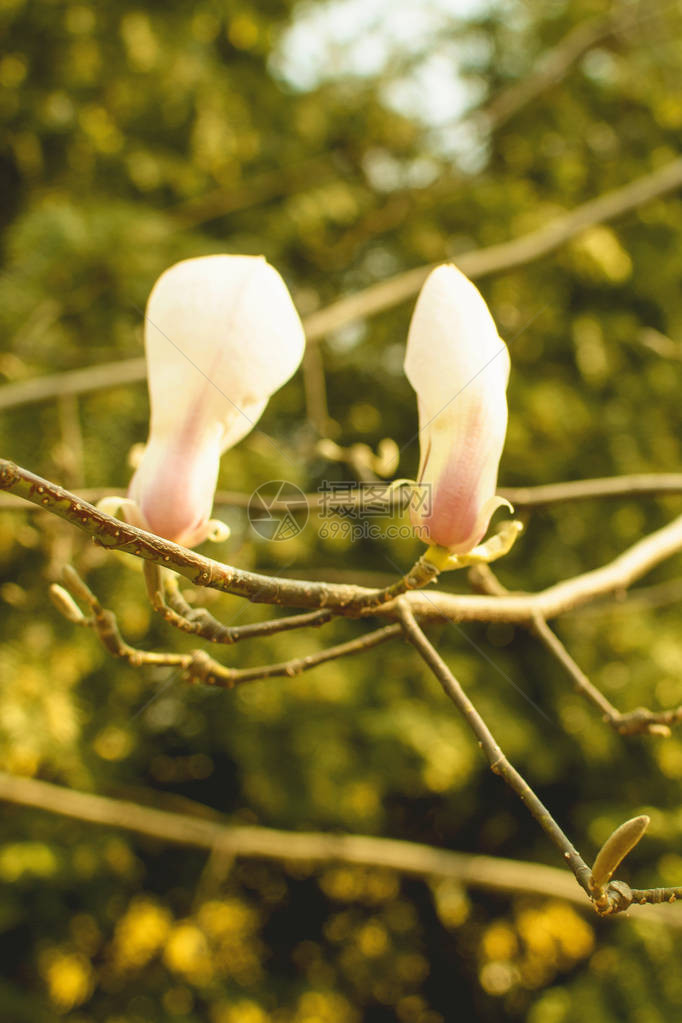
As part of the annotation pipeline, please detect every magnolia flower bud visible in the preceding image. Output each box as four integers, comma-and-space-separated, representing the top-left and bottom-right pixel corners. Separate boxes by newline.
404, 264, 510, 554
128, 254, 305, 547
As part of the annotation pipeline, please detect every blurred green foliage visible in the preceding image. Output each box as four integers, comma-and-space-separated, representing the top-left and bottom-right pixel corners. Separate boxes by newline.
2, 0, 682, 1019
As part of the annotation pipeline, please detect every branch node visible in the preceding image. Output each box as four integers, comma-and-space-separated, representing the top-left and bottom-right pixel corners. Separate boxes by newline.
593, 880, 634, 916
184, 650, 231, 688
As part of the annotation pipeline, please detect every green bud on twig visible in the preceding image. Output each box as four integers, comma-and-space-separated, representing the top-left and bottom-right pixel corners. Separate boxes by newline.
590, 815, 650, 893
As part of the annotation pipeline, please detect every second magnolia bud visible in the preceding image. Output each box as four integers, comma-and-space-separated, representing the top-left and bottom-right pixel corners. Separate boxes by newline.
404, 264, 510, 554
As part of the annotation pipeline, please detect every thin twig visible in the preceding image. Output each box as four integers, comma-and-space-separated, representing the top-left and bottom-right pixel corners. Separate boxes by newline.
51, 568, 186, 669
469, 564, 682, 738
501, 473, 682, 507
396, 600, 593, 896
629, 886, 682, 907
185, 624, 401, 687
362, 554, 441, 607
159, 571, 334, 644
531, 613, 682, 737
53, 564, 400, 689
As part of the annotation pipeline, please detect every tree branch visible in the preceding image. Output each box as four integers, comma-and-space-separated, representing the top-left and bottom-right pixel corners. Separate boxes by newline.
5, 460, 682, 625
564, 577, 682, 618
3, 770, 681, 924
2, 158, 681, 411
51, 568, 187, 670
0, 357, 146, 413
501, 473, 682, 507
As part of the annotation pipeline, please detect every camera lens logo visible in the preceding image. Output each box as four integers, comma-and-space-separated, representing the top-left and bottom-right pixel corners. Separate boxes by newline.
247, 480, 309, 541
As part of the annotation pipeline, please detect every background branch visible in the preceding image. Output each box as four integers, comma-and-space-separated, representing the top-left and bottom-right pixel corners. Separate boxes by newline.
476, 12, 623, 131
1, 158, 681, 412
501, 474, 682, 507
0, 356, 146, 413
2, 770, 679, 924
3, 472, 682, 513
300, 156, 682, 340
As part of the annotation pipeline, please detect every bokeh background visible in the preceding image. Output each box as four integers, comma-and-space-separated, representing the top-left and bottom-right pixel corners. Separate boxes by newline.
2, 0, 682, 1019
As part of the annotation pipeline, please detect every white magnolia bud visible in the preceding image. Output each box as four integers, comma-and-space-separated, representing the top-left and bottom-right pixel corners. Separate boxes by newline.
128, 254, 305, 547
404, 264, 510, 553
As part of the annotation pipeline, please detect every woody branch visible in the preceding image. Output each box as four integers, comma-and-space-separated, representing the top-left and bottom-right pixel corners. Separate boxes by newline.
5, 458, 682, 916
3, 459, 682, 627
